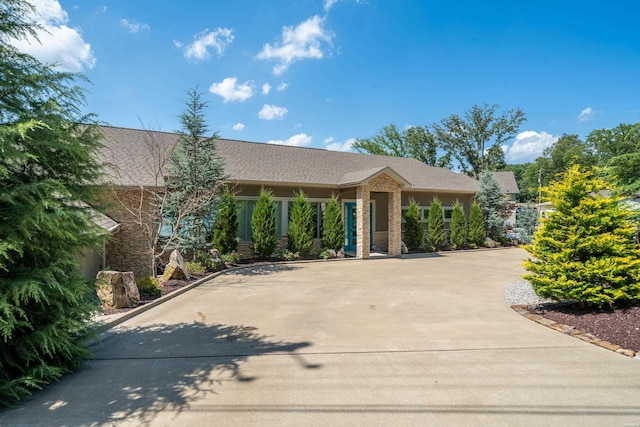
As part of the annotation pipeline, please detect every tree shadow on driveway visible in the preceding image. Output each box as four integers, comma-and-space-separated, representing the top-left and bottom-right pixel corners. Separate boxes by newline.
0, 322, 313, 426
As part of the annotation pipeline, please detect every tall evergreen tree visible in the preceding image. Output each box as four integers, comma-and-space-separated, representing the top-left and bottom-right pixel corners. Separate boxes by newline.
252, 188, 277, 259
468, 202, 485, 247
403, 198, 424, 250
449, 200, 467, 250
0, 0, 105, 406
426, 197, 445, 250
321, 194, 344, 251
477, 171, 508, 241
288, 190, 315, 256
524, 165, 640, 307
212, 189, 239, 254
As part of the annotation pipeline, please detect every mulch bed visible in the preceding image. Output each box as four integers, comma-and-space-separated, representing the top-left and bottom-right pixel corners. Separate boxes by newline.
527, 304, 640, 353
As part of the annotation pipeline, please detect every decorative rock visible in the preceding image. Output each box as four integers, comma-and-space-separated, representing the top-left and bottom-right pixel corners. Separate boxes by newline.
336, 248, 345, 258
401, 241, 409, 254
328, 249, 337, 258
209, 248, 222, 263
162, 249, 190, 282
95, 271, 140, 309
484, 237, 496, 248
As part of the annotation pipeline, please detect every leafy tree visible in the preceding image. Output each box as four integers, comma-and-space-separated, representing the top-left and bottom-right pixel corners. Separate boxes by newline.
433, 104, 526, 178
321, 194, 344, 251
288, 190, 315, 256
426, 197, 445, 250
0, 0, 105, 406
468, 202, 485, 247
484, 144, 507, 171
524, 165, 640, 307
403, 198, 424, 250
212, 188, 239, 254
449, 200, 467, 249
164, 89, 225, 256
251, 188, 277, 259
477, 171, 508, 241
537, 134, 596, 185
353, 124, 450, 167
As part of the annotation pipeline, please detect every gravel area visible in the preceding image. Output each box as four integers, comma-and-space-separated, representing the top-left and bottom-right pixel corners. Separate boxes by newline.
503, 279, 554, 306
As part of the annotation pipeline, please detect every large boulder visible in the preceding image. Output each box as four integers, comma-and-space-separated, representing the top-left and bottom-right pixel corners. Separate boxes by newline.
401, 241, 409, 254
96, 271, 140, 309
162, 249, 190, 282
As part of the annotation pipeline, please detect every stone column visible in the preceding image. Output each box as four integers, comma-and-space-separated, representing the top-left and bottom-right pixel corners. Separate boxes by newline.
388, 189, 402, 256
356, 185, 370, 259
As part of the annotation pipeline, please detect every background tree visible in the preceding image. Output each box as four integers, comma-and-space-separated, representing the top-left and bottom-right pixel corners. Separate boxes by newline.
468, 202, 485, 247
321, 194, 344, 251
251, 188, 277, 259
353, 124, 449, 167
433, 104, 526, 178
0, 0, 105, 406
164, 88, 225, 256
287, 190, 314, 256
449, 200, 467, 250
212, 188, 239, 254
477, 171, 508, 241
516, 206, 537, 243
403, 198, 424, 250
537, 134, 595, 184
426, 197, 445, 250
524, 165, 640, 307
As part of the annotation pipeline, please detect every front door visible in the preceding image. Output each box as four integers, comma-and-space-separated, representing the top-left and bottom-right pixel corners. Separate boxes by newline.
344, 202, 373, 252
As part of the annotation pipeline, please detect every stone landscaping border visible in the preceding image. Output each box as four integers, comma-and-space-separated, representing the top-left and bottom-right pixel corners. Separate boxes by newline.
511, 304, 640, 359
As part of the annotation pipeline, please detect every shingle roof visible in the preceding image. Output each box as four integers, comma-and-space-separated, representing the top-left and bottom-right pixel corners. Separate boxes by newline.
99, 126, 479, 193
494, 171, 520, 194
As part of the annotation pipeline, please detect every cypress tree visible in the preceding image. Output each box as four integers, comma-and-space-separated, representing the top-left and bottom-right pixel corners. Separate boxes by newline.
404, 198, 424, 250
449, 200, 467, 250
288, 190, 315, 256
427, 197, 445, 250
212, 189, 239, 254
251, 188, 277, 259
468, 202, 485, 247
524, 165, 640, 307
322, 195, 344, 251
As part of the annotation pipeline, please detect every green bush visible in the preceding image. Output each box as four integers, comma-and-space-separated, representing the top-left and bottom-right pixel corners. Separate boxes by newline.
136, 276, 162, 297
186, 261, 206, 275
468, 202, 485, 247
251, 188, 278, 259
426, 197, 445, 250
212, 190, 239, 254
222, 251, 240, 265
195, 251, 220, 272
449, 200, 467, 250
319, 248, 332, 260
288, 190, 315, 256
322, 194, 344, 251
524, 165, 640, 307
278, 249, 300, 261
404, 198, 424, 250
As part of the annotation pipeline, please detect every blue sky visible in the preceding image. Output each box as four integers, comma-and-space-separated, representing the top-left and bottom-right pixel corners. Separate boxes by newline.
13, 0, 640, 163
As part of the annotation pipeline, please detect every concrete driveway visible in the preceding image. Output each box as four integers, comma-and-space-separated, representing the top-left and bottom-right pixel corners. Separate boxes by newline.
2, 248, 639, 426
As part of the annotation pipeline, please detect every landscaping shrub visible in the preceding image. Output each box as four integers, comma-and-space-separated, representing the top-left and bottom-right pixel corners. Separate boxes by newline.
186, 261, 206, 275
404, 198, 424, 250
136, 276, 162, 297
287, 190, 315, 256
524, 165, 640, 307
221, 251, 240, 266
278, 249, 300, 261
426, 197, 445, 250
212, 190, 239, 254
449, 200, 467, 250
322, 194, 344, 251
195, 251, 220, 272
468, 202, 485, 247
251, 188, 278, 259
319, 248, 332, 260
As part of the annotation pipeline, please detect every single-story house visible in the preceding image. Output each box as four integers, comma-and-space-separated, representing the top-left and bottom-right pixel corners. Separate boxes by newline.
98, 125, 480, 277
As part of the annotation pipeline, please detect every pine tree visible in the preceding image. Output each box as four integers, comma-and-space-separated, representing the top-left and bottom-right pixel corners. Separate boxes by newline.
322, 194, 344, 251
468, 202, 485, 247
212, 189, 239, 254
288, 190, 315, 256
427, 197, 445, 250
477, 171, 508, 241
252, 188, 277, 259
524, 165, 640, 307
404, 198, 424, 250
0, 0, 105, 406
516, 205, 537, 243
449, 200, 467, 250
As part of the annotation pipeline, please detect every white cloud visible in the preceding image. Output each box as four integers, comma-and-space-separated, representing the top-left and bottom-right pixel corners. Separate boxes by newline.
258, 104, 288, 120
277, 82, 288, 91
183, 28, 234, 62
504, 131, 558, 162
9, 0, 95, 72
325, 137, 355, 152
262, 83, 271, 95
120, 18, 150, 33
256, 15, 333, 75
578, 107, 595, 122
324, 0, 340, 11
209, 77, 254, 103
267, 133, 312, 147
232, 123, 245, 131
